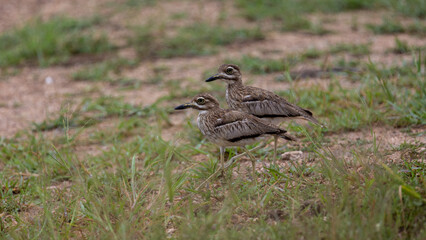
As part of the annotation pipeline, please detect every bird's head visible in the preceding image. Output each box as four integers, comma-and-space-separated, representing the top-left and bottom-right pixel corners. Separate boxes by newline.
205, 64, 242, 84
174, 93, 220, 111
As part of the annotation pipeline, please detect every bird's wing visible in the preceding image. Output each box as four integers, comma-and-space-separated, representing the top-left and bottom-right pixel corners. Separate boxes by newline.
239, 86, 316, 121
214, 110, 280, 142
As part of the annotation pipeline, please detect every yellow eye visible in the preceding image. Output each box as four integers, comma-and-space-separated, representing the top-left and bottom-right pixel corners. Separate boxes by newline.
225, 67, 233, 74
196, 98, 206, 105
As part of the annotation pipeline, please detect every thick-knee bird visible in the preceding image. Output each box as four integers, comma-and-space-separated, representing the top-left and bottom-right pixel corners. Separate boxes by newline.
175, 93, 295, 177
206, 64, 321, 163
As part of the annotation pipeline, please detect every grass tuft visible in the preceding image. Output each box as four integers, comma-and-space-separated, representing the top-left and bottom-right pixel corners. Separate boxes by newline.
229, 43, 371, 76
228, 55, 288, 74
33, 96, 168, 132
131, 23, 264, 59
390, 38, 425, 54
367, 18, 406, 34
162, 24, 264, 58
367, 18, 426, 36
329, 43, 371, 56
1, 2, 426, 238
237, 0, 426, 22
72, 58, 138, 82
0, 17, 114, 67
278, 57, 425, 131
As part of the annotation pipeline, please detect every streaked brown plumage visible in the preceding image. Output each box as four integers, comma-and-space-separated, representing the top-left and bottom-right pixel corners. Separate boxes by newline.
174, 93, 295, 176
206, 64, 321, 163
205, 64, 321, 126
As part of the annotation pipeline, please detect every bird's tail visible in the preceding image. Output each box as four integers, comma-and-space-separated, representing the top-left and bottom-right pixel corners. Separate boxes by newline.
301, 109, 324, 128
304, 115, 323, 126
278, 129, 297, 141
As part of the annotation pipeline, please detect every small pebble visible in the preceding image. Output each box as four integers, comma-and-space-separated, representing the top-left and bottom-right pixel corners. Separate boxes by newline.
281, 151, 303, 161
45, 76, 53, 85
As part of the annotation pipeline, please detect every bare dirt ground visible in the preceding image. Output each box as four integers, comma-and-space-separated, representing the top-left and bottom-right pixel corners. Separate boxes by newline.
0, 0, 425, 153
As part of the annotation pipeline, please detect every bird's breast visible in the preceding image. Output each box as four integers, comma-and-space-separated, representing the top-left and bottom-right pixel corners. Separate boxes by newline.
226, 88, 245, 111
197, 111, 214, 136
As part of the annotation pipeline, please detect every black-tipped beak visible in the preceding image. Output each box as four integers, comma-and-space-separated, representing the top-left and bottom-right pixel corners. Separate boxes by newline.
174, 103, 192, 110
205, 74, 221, 82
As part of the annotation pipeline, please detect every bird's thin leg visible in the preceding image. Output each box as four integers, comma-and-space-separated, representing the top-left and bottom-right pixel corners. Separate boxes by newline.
273, 136, 278, 167
196, 144, 265, 191
220, 146, 225, 176
195, 147, 225, 191
195, 145, 260, 191
225, 143, 266, 169
243, 147, 257, 182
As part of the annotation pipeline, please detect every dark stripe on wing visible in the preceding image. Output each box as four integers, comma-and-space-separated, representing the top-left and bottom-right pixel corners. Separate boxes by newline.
254, 113, 301, 118
227, 130, 280, 143
227, 133, 262, 143
301, 108, 313, 116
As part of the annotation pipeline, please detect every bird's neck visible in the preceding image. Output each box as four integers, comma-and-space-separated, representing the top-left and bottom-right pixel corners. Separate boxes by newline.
198, 110, 209, 115
199, 106, 221, 115
227, 79, 244, 89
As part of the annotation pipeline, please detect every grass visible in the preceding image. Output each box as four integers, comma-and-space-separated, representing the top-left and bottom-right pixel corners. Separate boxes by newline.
367, 18, 426, 36
279, 16, 312, 32
1, 85, 425, 238
160, 24, 264, 58
236, 0, 425, 34
236, 0, 378, 21
228, 55, 306, 76
301, 48, 323, 59
227, 55, 289, 74
131, 23, 264, 59
367, 18, 406, 34
392, 38, 412, 54
0, 17, 114, 68
108, 0, 158, 11
299, 43, 371, 57
72, 58, 138, 82
385, 0, 426, 19
237, 0, 425, 23
277, 55, 425, 132
234, 0, 333, 34
1, 107, 425, 238
33, 96, 168, 132
329, 43, 371, 56
1, 1, 426, 238
389, 38, 426, 55
236, 0, 426, 33
300, 43, 371, 59
228, 43, 371, 76
2, 52, 425, 238
124, 0, 157, 7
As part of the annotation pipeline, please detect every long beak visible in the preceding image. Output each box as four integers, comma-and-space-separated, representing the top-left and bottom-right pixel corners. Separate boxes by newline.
205, 74, 221, 82
174, 102, 193, 110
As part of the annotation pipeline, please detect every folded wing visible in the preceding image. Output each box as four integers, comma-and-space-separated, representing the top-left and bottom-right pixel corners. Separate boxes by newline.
214, 111, 281, 142
241, 88, 319, 125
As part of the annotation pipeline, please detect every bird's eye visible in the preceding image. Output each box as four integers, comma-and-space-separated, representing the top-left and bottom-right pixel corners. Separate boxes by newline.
196, 98, 206, 105
225, 67, 233, 74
